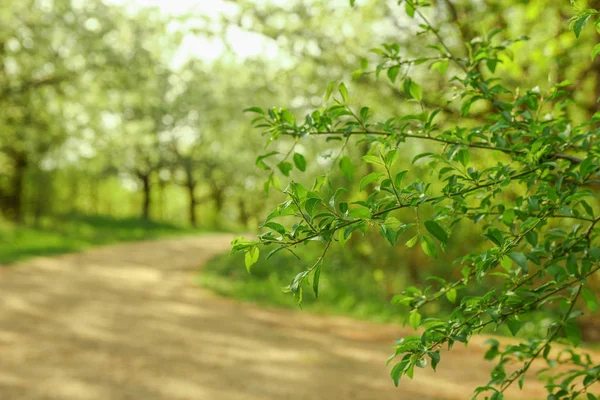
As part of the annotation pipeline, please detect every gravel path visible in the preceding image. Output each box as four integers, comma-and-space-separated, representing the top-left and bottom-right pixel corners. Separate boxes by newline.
0, 234, 552, 399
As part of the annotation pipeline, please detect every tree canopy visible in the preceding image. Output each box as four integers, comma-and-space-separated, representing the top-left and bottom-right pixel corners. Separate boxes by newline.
234, 1, 600, 399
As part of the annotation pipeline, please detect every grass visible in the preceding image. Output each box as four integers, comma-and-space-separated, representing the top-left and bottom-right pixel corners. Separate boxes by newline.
199, 244, 411, 324
198, 244, 569, 341
0, 213, 206, 265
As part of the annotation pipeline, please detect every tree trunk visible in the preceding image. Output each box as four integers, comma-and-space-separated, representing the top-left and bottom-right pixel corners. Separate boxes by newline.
238, 198, 250, 228
140, 174, 151, 220
212, 187, 224, 227
11, 155, 27, 223
158, 179, 166, 220
187, 183, 197, 227
406, 250, 421, 285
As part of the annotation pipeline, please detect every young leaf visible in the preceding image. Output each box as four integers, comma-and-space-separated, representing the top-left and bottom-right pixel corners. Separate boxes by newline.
565, 322, 581, 346
387, 65, 401, 83
338, 82, 349, 102
362, 155, 384, 165
409, 310, 422, 329
421, 235, 438, 258
277, 161, 293, 176
409, 80, 423, 102
325, 81, 335, 101
312, 263, 322, 298
508, 252, 528, 271
243, 106, 265, 115
592, 43, 600, 61
424, 220, 448, 244
293, 153, 306, 171
445, 288, 457, 303
573, 15, 591, 38
432, 60, 448, 75
405, 235, 418, 248
405, 2, 415, 18
360, 172, 385, 191
507, 318, 522, 336
244, 247, 259, 272
566, 253, 579, 276
582, 287, 599, 312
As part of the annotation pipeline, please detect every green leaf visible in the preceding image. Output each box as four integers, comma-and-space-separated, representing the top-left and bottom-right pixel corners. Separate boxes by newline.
362, 155, 384, 165
566, 254, 579, 276
325, 81, 335, 101
573, 15, 591, 38
281, 109, 295, 124
405, 235, 418, 248
518, 374, 525, 390
565, 322, 581, 346
445, 288, 457, 303
244, 247, 259, 272
243, 106, 264, 115
592, 43, 600, 61
507, 318, 522, 336
429, 351, 440, 371
456, 148, 470, 167
409, 80, 423, 102
277, 161, 293, 176
421, 235, 438, 258
349, 206, 371, 219
338, 82, 349, 102
360, 172, 385, 191
384, 149, 399, 168
424, 220, 448, 244
387, 65, 401, 83
483, 228, 505, 247
390, 359, 410, 387
293, 153, 306, 171
349, 0, 356, 6
409, 310, 422, 329
432, 60, 448, 75
339, 156, 354, 179
380, 224, 398, 246
305, 198, 321, 216
508, 252, 528, 271
312, 263, 322, 298
405, 2, 415, 18
582, 287, 599, 312
500, 256, 512, 271
489, 392, 504, 400
262, 221, 286, 235
394, 170, 408, 188
255, 151, 279, 170
338, 227, 353, 247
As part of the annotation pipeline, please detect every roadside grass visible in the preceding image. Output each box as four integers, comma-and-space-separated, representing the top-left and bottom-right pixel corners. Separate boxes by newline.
0, 213, 206, 265
199, 245, 585, 344
198, 244, 409, 324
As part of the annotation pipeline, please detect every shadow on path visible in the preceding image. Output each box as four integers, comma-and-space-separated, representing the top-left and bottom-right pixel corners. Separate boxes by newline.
0, 235, 549, 399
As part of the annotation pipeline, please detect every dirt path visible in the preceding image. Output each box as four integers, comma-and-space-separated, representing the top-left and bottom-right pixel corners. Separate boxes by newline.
0, 234, 552, 400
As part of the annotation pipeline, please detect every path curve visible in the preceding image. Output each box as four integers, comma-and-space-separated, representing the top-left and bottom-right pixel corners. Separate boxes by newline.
0, 235, 549, 400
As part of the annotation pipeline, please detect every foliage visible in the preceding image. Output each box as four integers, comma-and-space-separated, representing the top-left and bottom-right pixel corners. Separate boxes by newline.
234, 1, 600, 398
0, 0, 287, 229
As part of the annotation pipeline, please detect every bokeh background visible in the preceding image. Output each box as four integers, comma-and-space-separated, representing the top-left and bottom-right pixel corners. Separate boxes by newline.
1, 0, 599, 379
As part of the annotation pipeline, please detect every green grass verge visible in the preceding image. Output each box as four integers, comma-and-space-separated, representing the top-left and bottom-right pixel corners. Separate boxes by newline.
0, 213, 206, 265
198, 244, 410, 324
198, 244, 574, 342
